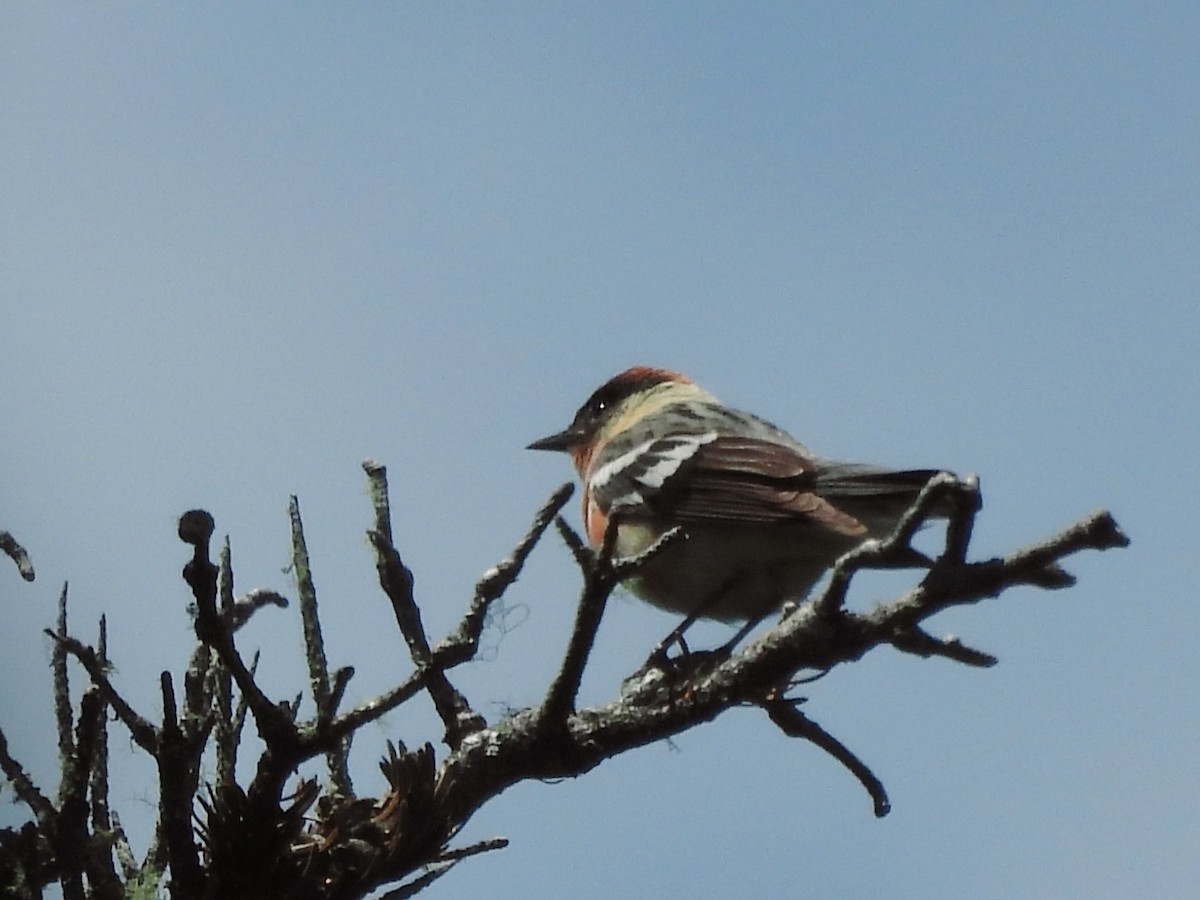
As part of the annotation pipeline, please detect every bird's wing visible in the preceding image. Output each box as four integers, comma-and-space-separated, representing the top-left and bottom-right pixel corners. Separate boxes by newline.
811, 462, 945, 532
589, 431, 867, 536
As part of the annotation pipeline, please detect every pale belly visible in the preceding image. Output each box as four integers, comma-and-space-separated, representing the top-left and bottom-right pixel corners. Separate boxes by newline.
612, 518, 860, 622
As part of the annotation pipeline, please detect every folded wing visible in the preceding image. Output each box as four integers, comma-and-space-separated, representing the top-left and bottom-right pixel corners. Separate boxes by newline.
590, 433, 875, 536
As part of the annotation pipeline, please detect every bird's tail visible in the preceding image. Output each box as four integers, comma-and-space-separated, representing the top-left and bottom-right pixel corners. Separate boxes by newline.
815, 464, 951, 535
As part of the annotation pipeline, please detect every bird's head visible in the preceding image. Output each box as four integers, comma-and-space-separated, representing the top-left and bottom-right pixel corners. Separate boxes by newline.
528, 366, 709, 474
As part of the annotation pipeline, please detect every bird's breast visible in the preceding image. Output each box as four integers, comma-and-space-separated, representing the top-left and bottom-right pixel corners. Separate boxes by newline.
609, 518, 859, 622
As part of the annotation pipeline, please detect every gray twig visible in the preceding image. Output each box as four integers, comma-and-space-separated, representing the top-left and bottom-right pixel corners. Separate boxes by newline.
0, 529, 35, 581
52, 583, 74, 800
364, 461, 484, 747
435, 483, 574, 668
763, 694, 891, 818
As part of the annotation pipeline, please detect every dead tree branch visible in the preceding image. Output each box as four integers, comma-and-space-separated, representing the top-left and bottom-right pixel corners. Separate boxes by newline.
0, 529, 35, 582
0, 466, 1127, 899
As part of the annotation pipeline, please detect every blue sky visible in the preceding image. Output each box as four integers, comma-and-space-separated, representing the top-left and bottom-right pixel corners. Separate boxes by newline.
2, 4, 1197, 898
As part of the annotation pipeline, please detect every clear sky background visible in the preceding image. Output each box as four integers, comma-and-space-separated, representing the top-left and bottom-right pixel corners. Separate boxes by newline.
2, 4, 1197, 898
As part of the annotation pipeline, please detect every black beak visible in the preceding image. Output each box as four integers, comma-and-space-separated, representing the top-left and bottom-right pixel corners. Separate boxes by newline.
527, 428, 582, 452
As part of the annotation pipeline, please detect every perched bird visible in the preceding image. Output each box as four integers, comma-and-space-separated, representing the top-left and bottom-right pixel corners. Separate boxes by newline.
528, 366, 946, 629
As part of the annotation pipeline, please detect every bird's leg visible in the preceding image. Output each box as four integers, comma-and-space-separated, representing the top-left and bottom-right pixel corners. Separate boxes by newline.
715, 613, 767, 656
641, 609, 763, 686
643, 573, 750, 669
646, 612, 699, 666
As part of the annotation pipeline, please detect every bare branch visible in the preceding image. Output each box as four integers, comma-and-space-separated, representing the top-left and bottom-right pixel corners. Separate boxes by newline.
763, 695, 891, 818
541, 522, 685, 724
214, 540, 237, 794
44, 630, 158, 754
290, 497, 333, 720
0, 529, 35, 581
363, 457, 394, 543
179, 509, 298, 764
107, 810, 140, 881
230, 650, 257, 757
52, 583, 74, 798
609, 525, 686, 582
182, 640, 212, 728
539, 518, 619, 723
868, 509, 1129, 633
364, 463, 483, 747
330, 666, 355, 715
553, 515, 590, 568
0, 461, 1130, 899
814, 473, 977, 617
435, 483, 574, 668
88, 616, 117, 872
68, 690, 121, 900
156, 670, 200, 897
373, 836, 510, 899
428, 490, 1128, 857
890, 626, 998, 667
0, 727, 56, 830
433, 835, 509, 864
943, 473, 983, 564
329, 669, 428, 737
890, 471, 981, 565
288, 495, 353, 797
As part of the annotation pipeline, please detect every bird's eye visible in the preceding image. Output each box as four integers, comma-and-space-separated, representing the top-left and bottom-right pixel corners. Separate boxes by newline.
583, 386, 618, 422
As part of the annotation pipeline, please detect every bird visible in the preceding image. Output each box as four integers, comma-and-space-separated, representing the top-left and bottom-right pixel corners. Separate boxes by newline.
528, 366, 947, 638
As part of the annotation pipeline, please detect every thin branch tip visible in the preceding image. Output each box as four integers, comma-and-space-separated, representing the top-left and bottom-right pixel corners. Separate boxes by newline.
553, 515, 590, 568
891, 627, 999, 667
0, 529, 36, 581
1088, 510, 1130, 549
1029, 563, 1077, 589
763, 698, 890, 818
609, 524, 686, 580
548, 480, 576, 506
